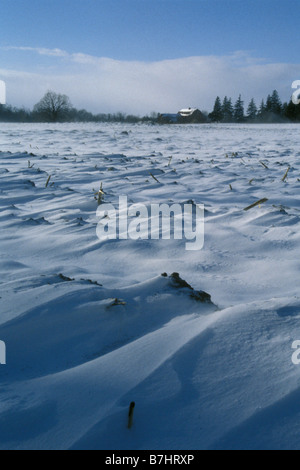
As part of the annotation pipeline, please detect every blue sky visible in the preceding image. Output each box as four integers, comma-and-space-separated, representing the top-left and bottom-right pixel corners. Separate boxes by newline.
0, 0, 299, 113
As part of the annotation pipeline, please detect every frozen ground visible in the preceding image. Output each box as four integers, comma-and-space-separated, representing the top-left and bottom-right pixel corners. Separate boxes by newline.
0, 122, 300, 450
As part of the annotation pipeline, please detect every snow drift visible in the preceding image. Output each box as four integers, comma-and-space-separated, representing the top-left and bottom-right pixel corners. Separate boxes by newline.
0, 123, 300, 450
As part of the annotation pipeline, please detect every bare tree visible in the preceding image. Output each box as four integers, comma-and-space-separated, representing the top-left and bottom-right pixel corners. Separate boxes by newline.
34, 91, 72, 122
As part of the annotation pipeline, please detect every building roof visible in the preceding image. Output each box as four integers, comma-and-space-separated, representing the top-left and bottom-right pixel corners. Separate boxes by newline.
178, 108, 198, 117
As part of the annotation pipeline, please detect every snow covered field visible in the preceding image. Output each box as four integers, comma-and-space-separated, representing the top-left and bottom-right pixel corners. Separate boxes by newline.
0, 122, 300, 450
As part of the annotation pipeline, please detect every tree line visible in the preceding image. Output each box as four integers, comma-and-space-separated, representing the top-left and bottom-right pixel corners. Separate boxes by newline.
209, 90, 300, 123
0, 89, 300, 123
0, 91, 158, 123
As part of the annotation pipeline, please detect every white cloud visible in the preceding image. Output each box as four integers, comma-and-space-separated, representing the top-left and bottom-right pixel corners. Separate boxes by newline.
0, 48, 299, 114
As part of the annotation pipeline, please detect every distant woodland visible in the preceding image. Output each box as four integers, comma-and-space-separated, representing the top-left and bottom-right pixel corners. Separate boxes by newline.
0, 89, 300, 123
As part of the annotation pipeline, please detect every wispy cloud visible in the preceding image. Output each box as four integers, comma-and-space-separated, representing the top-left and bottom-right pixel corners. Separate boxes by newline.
0, 47, 299, 114
1, 46, 69, 58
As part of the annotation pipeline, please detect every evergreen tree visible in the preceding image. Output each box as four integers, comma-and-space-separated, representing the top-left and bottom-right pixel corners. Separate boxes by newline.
270, 90, 282, 115
247, 98, 258, 121
266, 94, 273, 113
284, 100, 300, 122
222, 96, 234, 122
282, 102, 288, 118
258, 99, 266, 119
209, 97, 223, 122
262, 91, 283, 121
234, 95, 245, 122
